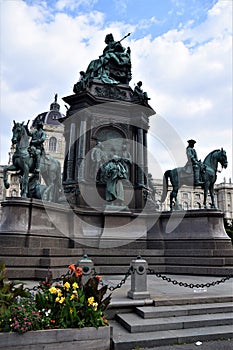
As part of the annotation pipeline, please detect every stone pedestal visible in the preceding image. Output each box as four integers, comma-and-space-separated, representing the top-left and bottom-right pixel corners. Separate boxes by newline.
147, 209, 230, 243
1, 200, 232, 278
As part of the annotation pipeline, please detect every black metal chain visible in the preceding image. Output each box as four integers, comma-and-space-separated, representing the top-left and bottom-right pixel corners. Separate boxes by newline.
26, 266, 133, 293
97, 266, 133, 291
147, 268, 233, 289
25, 270, 72, 292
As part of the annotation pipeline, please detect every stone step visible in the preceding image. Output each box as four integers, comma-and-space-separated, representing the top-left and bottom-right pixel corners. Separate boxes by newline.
39, 256, 165, 267
1, 245, 232, 258
152, 296, 233, 306
162, 265, 233, 275
0, 256, 41, 267
116, 312, 233, 333
164, 257, 233, 266
4, 264, 232, 280
136, 302, 233, 318
111, 322, 233, 350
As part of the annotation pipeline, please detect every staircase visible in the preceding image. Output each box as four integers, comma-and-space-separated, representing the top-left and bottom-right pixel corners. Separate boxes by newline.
111, 298, 233, 349
1, 244, 233, 280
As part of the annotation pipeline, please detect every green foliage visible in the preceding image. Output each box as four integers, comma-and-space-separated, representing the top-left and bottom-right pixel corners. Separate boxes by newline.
0, 263, 111, 333
0, 262, 30, 332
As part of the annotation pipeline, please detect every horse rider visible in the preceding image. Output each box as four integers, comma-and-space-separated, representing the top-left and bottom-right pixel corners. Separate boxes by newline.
185, 139, 205, 186
25, 119, 46, 173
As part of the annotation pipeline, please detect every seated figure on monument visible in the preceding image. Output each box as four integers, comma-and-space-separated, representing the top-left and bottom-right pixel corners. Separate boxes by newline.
73, 71, 87, 94
184, 139, 205, 186
74, 33, 132, 91
133, 81, 150, 105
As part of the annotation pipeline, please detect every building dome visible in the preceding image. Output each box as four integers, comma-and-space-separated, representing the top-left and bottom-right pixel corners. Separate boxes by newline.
32, 94, 65, 128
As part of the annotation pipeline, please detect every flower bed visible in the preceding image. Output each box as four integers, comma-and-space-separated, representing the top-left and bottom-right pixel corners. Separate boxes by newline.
0, 262, 111, 349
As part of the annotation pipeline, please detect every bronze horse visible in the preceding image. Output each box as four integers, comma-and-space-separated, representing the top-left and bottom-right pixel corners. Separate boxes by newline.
3, 121, 62, 202
161, 148, 228, 210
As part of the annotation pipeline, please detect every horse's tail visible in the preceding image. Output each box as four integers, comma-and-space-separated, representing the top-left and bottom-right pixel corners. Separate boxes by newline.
161, 170, 170, 203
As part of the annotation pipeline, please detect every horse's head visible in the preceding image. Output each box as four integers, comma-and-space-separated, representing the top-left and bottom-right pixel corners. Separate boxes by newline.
218, 148, 228, 169
11, 121, 24, 145
11, 121, 29, 151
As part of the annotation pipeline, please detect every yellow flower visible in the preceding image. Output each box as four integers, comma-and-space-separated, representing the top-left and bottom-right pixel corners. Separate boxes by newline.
70, 308, 73, 314
57, 289, 63, 297
59, 297, 65, 304
49, 286, 57, 294
72, 282, 79, 290
70, 294, 75, 300
63, 282, 70, 290
93, 302, 98, 311
55, 297, 60, 302
88, 297, 94, 306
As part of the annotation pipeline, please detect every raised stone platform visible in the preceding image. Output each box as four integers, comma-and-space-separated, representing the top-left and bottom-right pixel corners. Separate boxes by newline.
0, 198, 232, 279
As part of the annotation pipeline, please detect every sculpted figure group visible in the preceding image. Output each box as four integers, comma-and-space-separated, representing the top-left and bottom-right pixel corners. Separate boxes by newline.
73, 33, 132, 92
90, 141, 132, 205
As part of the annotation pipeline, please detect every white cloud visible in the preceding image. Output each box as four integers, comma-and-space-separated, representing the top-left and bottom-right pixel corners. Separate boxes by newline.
0, 0, 232, 182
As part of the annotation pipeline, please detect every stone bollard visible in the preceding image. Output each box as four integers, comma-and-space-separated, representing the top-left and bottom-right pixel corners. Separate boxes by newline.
127, 256, 150, 300
78, 254, 94, 284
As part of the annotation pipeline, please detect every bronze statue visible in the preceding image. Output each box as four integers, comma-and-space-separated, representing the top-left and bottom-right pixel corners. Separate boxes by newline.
100, 33, 130, 69
25, 119, 46, 173
147, 173, 156, 201
73, 71, 87, 93
90, 141, 107, 181
161, 148, 228, 210
120, 143, 132, 180
184, 139, 204, 186
103, 155, 127, 205
74, 33, 132, 90
3, 121, 62, 202
133, 81, 150, 104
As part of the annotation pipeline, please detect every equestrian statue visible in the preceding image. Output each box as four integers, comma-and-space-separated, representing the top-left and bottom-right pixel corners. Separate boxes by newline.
161, 140, 228, 210
3, 120, 62, 202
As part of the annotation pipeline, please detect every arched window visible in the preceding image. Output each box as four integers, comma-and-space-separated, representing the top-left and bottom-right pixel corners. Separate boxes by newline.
49, 137, 57, 152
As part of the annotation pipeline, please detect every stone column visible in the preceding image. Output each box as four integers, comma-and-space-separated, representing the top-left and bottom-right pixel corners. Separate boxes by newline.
75, 120, 87, 181
137, 128, 144, 186
66, 122, 76, 181
143, 130, 148, 183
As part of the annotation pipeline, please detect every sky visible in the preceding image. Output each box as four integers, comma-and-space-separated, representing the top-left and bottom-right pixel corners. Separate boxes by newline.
0, 0, 232, 183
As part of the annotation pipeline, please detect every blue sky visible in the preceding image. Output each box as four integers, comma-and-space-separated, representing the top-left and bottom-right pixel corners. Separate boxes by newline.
0, 0, 232, 182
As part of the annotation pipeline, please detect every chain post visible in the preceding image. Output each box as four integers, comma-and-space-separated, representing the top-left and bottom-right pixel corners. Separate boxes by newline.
78, 254, 94, 284
127, 256, 150, 300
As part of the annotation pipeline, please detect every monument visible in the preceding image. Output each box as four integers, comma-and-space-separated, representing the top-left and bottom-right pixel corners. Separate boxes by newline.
0, 33, 232, 279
